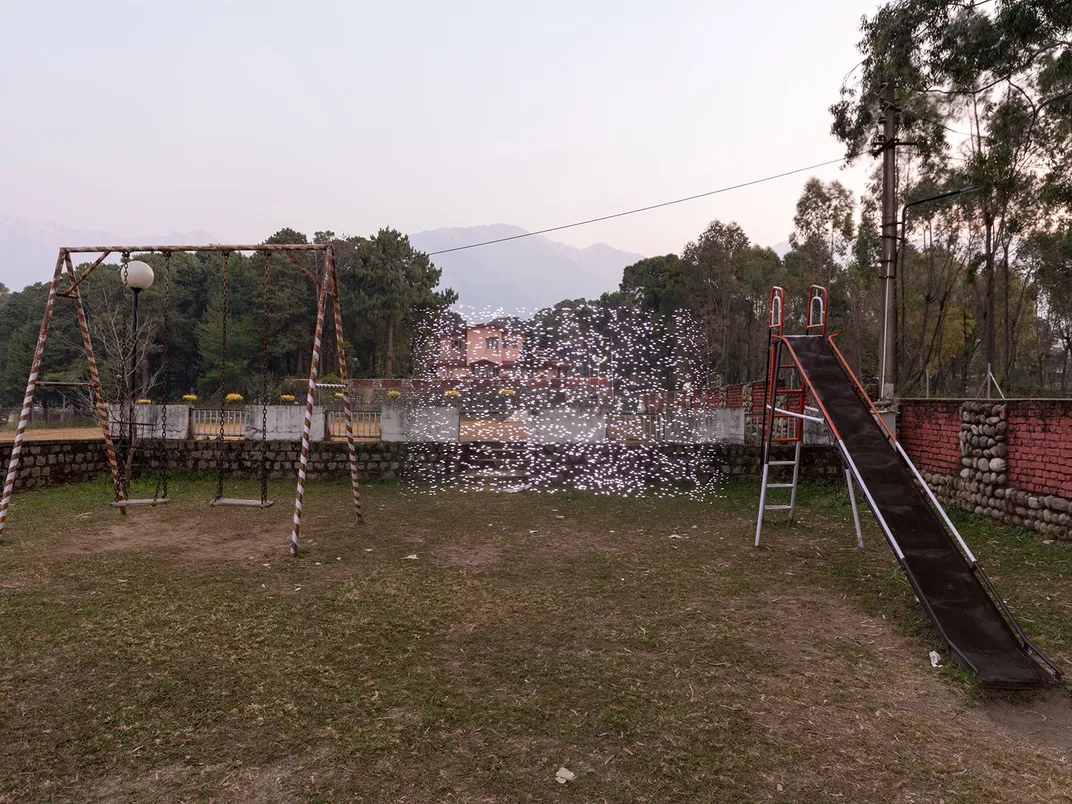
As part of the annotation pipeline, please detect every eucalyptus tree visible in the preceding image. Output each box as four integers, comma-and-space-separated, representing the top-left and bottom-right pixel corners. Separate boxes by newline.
831, 0, 1072, 388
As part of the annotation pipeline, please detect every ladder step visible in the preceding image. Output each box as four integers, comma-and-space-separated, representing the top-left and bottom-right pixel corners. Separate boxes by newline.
769, 460, 797, 465
110, 498, 169, 507
212, 498, 275, 508
765, 505, 793, 511
767, 483, 795, 488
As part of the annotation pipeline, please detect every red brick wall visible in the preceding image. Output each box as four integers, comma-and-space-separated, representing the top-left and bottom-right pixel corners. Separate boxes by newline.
900, 400, 962, 475
1006, 401, 1072, 497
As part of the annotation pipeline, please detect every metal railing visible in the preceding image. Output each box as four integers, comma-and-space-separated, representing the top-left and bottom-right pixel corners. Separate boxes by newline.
327, 409, 381, 440
191, 408, 248, 439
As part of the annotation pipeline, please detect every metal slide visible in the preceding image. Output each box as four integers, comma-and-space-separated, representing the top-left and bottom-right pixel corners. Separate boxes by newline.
780, 334, 1059, 688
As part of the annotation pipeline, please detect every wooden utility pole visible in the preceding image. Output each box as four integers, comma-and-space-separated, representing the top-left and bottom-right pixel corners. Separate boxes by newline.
879, 80, 899, 400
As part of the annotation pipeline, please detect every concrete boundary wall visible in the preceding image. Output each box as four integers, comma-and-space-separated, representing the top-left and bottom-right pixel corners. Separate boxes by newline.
381, 407, 460, 442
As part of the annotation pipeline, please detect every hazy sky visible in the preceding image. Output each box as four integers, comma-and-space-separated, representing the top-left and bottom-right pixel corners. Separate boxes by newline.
1, 0, 882, 256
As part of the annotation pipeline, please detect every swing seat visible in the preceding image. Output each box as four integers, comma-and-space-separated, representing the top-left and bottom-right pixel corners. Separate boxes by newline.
111, 498, 170, 507
211, 498, 274, 508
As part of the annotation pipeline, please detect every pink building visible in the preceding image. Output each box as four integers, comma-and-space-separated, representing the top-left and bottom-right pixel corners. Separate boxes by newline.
434, 320, 524, 379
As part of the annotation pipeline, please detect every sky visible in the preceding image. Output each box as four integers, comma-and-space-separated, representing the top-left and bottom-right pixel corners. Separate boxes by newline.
0, 0, 882, 258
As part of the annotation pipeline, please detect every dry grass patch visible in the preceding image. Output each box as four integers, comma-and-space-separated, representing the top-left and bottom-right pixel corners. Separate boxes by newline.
0, 476, 1070, 801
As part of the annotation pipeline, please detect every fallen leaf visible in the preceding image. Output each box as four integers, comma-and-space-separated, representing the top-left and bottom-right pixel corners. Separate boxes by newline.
555, 767, 575, 785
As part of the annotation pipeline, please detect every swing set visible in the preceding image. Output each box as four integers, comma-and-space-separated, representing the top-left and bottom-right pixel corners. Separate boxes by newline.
0, 244, 362, 556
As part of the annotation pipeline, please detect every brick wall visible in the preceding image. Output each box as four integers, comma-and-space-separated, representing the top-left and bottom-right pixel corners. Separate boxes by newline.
1006, 401, 1072, 498
900, 399, 1072, 539
899, 400, 962, 475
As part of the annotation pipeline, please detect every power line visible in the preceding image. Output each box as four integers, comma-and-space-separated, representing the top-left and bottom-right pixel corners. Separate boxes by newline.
426, 157, 848, 256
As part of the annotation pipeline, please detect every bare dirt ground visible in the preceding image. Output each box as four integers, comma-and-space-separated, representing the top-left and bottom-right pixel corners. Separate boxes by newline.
0, 426, 103, 441
1, 478, 1071, 802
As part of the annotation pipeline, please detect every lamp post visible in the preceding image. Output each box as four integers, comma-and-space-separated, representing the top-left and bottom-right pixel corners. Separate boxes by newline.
879, 185, 982, 401
121, 260, 155, 425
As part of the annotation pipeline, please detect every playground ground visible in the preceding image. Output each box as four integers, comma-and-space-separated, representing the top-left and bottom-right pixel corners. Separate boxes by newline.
1, 478, 1071, 802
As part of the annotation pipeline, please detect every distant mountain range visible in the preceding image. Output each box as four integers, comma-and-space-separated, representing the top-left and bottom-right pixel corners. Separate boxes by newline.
410, 224, 644, 315
0, 216, 644, 313
0, 214, 216, 290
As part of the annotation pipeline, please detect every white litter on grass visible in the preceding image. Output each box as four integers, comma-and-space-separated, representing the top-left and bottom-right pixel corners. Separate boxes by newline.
929, 650, 943, 668
403, 554, 419, 560
364, 548, 373, 552
555, 767, 575, 785
669, 534, 683, 539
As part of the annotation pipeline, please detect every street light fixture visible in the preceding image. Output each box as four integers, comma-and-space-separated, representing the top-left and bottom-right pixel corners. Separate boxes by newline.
120, 260, 155, 424
879, 185, 982, 400
121, 260, 155, 292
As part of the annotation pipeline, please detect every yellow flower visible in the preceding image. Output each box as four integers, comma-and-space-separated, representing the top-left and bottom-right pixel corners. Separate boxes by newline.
499, 388, 516, 396
443, 389, 460, 399
182, 394, 198, 402
225, 393, 244, 403
387, 390, 402, 400
136, 398, 153, 405
334, 392, 345, 399
280, 394, 295, 403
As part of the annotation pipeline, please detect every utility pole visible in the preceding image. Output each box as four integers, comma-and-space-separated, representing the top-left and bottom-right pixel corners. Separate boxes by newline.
878, 79, 898, 401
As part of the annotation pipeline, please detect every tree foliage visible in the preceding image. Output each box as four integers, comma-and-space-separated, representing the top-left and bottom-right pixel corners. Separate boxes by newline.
0, 228, 454, 408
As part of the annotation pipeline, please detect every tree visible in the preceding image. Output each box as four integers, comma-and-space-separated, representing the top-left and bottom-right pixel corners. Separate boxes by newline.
342, 229, 456, 379
619, 255, 686, 315
790, 178, 855, 283
831, 0, 1072, 391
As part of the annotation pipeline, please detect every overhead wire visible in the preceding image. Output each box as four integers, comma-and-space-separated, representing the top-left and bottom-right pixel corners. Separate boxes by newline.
425, 157, 848, 256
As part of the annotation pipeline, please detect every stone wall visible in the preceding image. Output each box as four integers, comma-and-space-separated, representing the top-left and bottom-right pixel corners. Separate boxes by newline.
901, 399, 1072, 539
135, 440, 404, 482
0, 437, 847, 492
0, 440, 111, 490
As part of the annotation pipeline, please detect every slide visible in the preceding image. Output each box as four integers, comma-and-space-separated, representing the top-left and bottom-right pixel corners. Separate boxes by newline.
781, 335, 1057, 688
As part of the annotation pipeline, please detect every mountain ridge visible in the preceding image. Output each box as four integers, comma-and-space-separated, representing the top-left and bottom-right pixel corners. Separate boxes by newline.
410, 224, 644, 314
0, 213, 216, 289
0, 216, 645, 313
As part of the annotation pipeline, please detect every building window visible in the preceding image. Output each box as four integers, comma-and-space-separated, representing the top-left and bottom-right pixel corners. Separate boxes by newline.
451, 339, 463, 351
486, 337, 500, 350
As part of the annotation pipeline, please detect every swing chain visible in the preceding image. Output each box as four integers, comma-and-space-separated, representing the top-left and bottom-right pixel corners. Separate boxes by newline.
214, 251, 230, 502
260, 251, 270, 505
154, 252, 171, 501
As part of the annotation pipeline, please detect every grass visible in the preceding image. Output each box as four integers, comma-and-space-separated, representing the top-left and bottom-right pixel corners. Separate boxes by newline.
1, 475, 1071, 801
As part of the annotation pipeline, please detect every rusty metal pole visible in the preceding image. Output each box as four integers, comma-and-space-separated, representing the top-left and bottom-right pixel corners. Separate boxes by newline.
289, 253, 333, 557
0, 251, 66, 538
64, 253, 127, 513
327, 246, 363, 523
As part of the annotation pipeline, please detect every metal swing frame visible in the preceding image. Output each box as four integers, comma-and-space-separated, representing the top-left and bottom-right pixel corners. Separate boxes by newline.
0, 244, 364, 557
755, 285, 865, 550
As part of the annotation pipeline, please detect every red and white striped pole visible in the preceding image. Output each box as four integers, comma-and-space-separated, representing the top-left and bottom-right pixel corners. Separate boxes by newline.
0, 251, 66, 538
289, 253, 333, 556
327, 247, 362, 523
65, 254, 127, 513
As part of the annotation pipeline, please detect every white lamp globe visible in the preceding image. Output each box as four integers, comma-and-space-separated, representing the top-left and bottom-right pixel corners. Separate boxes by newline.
122, 260, 155, 291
